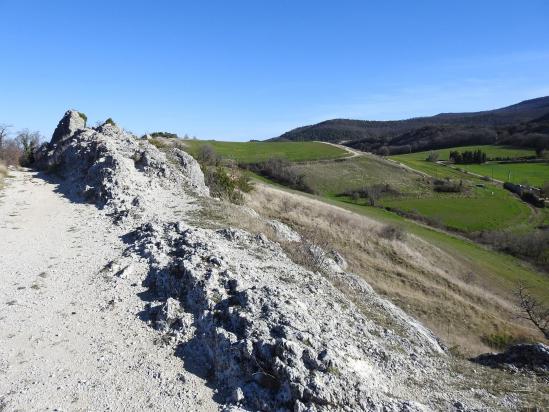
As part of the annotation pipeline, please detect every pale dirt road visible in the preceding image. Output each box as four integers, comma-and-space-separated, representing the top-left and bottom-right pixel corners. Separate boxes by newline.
0, 170, 217, 411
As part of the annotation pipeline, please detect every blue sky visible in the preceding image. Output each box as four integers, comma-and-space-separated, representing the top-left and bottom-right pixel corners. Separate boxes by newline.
1, 1, 548, 141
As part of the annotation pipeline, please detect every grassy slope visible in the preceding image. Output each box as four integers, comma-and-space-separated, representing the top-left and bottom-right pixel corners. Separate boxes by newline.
181, 140, 348, 163
190, 141, 548, 302
328, 198, 549, 301
292, 154, 430, 195
246, 172, 549, 303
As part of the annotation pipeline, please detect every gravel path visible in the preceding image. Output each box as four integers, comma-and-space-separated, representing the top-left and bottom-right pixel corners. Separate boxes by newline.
0, 170, 217, 411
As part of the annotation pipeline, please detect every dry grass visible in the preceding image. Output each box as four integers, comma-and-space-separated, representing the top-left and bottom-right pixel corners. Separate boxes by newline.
203, 182, 541, 356
0, 161, 8, 189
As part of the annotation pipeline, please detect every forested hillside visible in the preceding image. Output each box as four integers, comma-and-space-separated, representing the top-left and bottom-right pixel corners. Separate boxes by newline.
275, 96, 549, 154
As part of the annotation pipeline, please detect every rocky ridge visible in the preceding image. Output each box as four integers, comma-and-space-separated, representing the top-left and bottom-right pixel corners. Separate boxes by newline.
35, 110, 525, 411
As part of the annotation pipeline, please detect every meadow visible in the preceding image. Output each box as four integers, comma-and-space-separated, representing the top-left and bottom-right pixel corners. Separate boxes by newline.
457, 162, 549, 187
394, 145, 536, 162
181, 140, 348, 163
391, 145, 549, 187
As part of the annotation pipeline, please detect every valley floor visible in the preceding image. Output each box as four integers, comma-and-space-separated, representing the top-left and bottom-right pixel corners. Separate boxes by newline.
0, 170, 217, 411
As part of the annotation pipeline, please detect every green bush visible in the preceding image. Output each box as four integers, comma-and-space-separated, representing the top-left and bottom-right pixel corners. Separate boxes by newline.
105, 118, 116, 126
150, 131, 178, 139
204, 166, 247, 204
78, 112, 87, 126
245, 157, 315, 193
149, 138, 167, 149
196, 144, 221, 166
481, 332, 532, 351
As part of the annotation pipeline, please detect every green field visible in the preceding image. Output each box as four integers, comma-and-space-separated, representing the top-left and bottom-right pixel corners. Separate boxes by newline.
379, 187, 531, 232
457, 162, 549, 187
394, 145, 535, 162
181, 140, 348, 163
391, 146, 548, 187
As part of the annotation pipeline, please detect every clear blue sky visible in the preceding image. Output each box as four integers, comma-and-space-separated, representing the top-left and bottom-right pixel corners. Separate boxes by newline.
1, 0, 549, 141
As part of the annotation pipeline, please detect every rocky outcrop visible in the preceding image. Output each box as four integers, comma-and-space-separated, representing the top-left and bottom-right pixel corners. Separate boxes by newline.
131, 222, 456, 411
35, 111, 209, 220
471, 343, 549, 374
51, 110, 86, 144
35, 110, 527, 411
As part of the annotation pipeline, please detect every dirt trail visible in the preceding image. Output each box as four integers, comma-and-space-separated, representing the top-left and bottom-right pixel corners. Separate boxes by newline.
0, 170, 216, 411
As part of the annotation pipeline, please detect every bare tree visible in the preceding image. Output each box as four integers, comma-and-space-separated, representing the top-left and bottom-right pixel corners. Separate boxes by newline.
0, 123, 12, 152
196, 144, 220, 166
516, 283, 549, 340
366, 185, 382, 206
15, 129, 41, 165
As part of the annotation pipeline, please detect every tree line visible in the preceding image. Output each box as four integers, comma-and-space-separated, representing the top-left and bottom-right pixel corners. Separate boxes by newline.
0, 124, 42, 166
449, 149, 487, 164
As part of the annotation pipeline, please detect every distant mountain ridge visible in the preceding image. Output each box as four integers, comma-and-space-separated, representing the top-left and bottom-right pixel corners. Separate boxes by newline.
274, 96, 549, 154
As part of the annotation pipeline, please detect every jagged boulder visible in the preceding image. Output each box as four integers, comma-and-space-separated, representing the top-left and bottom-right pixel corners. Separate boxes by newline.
35, 110, 209, 218
471, 343, 549, 374
172, 148, 209, 196
51, 110, 86, 144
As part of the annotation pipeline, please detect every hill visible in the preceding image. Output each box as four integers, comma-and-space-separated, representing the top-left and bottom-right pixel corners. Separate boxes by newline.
274, 96, 549, 154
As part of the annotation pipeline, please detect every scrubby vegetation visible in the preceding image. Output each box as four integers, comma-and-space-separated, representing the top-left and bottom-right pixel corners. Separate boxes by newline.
433, 178, 464, 193
340, 184, 399, 205
476, 229, 549, 269
149, 138, 168, 150
481, 332, 533, 351
194, 144, 252, 204
78, 111, 87, 126
0, 125, 42, 167
426, 152, 439, 162
245, 157, 315, 193
148, 131, 178, 139
105, 118, 116, 126
378, 224, 407, 241
0, 160, 7, 188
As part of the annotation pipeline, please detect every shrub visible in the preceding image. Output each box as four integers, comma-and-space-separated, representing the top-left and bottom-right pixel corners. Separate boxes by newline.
0, 138, 22, 166
476, 230, 549, 268
246, 157, 316, 193
149, 131, 178, 139
149, 138, 167, 149
378, 224, 407, 241
521, 191, 545, 208
426, 152, 439, 162
15, 129, 40, 166
433, 179, 464, 193
196, 144, 221, 166
78, 112, 87, 126
105, 118, 116, 126
204, 166, 250, 204
481, 332, 531, 351
340, 184, 399, 205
